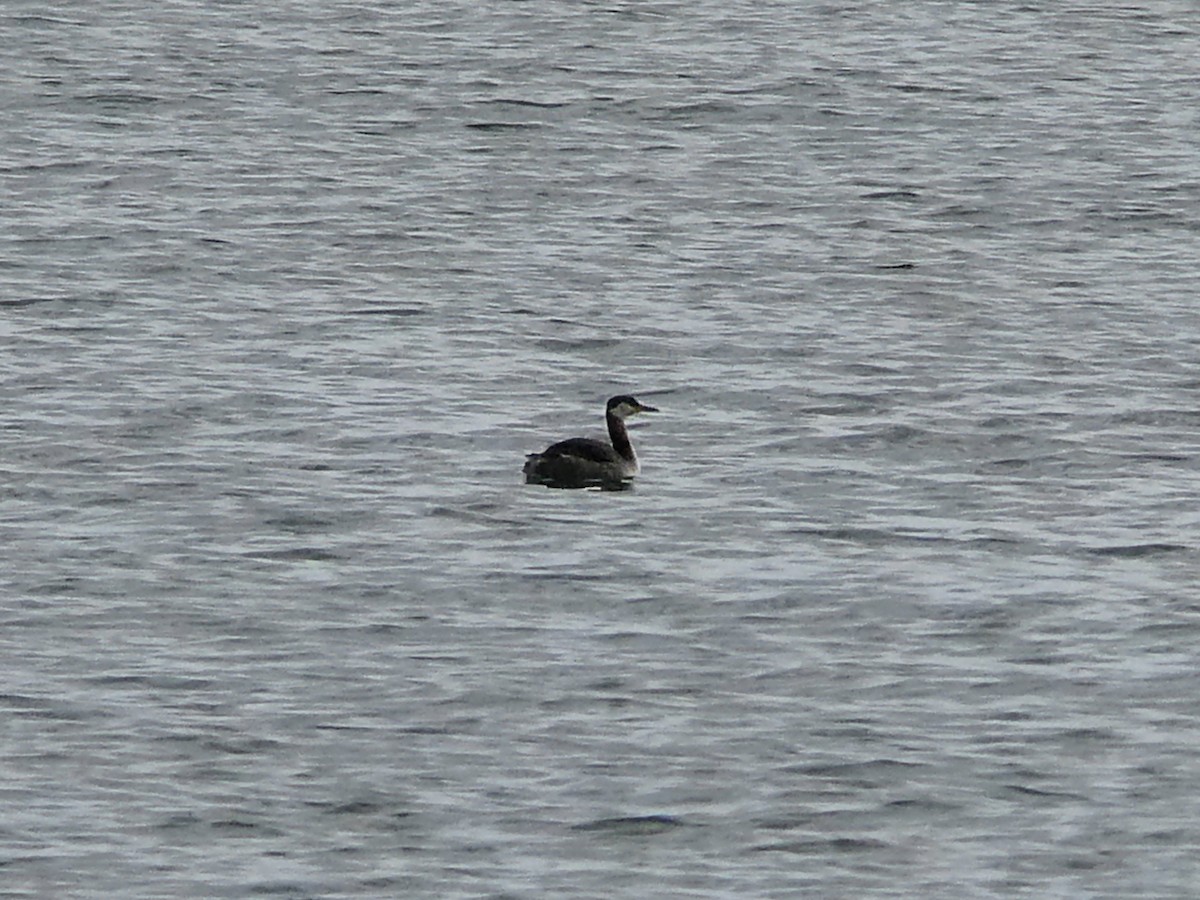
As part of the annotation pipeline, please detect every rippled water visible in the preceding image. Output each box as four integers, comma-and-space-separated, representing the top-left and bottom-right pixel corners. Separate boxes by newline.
4, 1, 1200, 896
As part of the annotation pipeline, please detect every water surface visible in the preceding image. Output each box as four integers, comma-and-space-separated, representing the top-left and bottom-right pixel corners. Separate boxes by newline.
3, 1, 1199, 897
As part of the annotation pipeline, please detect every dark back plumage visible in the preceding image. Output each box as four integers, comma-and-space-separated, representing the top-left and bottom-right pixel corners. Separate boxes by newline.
534, 437, 622, 464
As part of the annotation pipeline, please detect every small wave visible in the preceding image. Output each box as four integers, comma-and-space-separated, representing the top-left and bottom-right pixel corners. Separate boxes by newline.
1003, 784, 1087, 802
464, 121, 541, 131
753, 836, 890, 854
790, 525, 1019, 549
242, 546, 344, 562
572, 814, 685, 835
1086, 543, 1187, 558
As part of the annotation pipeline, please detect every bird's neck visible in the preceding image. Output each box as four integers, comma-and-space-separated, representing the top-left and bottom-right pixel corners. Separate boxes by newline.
607, 411, 635, 461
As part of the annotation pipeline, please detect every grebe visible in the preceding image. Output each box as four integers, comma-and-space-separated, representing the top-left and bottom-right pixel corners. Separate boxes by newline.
523, 395, 658, 488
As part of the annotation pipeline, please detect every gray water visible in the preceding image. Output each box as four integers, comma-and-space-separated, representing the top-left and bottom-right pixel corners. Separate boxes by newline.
4, 1, 1200, 897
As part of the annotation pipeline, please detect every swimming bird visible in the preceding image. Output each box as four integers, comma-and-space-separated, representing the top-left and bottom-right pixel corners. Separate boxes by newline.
524, 395, 658, 488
